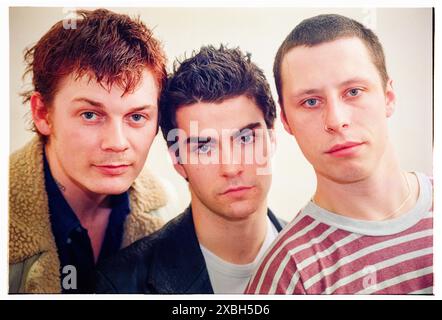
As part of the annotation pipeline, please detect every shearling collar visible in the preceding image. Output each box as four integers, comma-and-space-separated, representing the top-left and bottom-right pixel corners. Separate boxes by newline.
9, 136, 166, 293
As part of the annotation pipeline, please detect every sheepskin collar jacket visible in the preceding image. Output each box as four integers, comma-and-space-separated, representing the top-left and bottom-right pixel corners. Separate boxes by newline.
9, 136, 167, 293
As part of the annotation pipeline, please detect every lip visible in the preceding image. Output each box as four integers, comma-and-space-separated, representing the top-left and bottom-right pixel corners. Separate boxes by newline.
325, 141, 365, 157
93, 164, 131, 176
221, 186, 254, 196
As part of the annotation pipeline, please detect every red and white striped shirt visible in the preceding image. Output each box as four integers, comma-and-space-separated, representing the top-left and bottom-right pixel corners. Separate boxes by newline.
246, 173, 433, 295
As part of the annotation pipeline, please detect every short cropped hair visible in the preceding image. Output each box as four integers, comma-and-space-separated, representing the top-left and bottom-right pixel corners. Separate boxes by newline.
160, 45, 277, 147
22, 8, 166, 125
274, 14, 389, 106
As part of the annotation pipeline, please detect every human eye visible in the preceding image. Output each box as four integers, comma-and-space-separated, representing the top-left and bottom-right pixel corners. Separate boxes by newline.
301, 98, 320, 108
81, 111, 99, 121
237, 130, 255, 145
346, 88, 362, 97
131, 114, 143, 121
194, 143, 213, 155
128, 113, 147, 125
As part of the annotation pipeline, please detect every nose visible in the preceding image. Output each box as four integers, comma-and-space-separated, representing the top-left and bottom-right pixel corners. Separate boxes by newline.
323, 97, 350, 133
101, 120, 129, 152
219, 143, 244, 178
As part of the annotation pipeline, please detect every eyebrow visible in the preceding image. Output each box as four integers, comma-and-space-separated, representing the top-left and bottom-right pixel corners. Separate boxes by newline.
71, 97, 154, 111
185, 136, 213, 144
185, 122, 262, 145
292, 77, 370, 99
232, 122, 262, 140
292, 89, 321, 99
339, 77, 370, 87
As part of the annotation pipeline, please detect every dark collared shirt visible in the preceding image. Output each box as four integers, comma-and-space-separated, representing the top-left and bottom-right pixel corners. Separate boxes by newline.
43, 151, 130, 293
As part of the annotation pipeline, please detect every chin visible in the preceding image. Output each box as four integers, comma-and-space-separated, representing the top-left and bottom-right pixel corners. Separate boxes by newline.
87, 182, 132, 196
222, 201, 260, 221
321, 165, 371, 184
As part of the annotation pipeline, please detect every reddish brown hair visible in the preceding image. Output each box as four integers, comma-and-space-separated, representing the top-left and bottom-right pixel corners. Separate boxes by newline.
22, 8, 167, 109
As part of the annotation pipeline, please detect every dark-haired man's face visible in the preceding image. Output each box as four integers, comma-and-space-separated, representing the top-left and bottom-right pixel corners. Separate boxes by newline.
172, 95, 274, 221
280, 37, 396, 184
36, 68, 159, 197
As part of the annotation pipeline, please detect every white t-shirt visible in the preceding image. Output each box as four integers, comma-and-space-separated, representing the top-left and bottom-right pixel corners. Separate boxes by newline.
200, 216, 279, 294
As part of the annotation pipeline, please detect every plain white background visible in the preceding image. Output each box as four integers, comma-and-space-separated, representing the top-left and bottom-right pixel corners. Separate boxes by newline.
9, 7, 433, 223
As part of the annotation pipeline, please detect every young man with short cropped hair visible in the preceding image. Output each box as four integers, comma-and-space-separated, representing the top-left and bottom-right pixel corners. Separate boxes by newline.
246, 14, 433, 295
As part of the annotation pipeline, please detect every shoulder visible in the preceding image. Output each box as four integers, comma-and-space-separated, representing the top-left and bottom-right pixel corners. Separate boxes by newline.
118, 211, 192, 262
10, 136, 44, 181
129, 211, 192, 255
259, 209, 317, 268
247, 212, 311, 294
122, 170, 171, 247
96, 212, 191, 293
418, 172, 433, 189
9, 137, 56, 266
129, 169, 168, 213
414, 171, 433, 215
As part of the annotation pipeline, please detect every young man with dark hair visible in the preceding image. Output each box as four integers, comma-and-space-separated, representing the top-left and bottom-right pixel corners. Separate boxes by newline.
96, 45, 285, 294
9, 9, 170, 293
246, 14, 433, 294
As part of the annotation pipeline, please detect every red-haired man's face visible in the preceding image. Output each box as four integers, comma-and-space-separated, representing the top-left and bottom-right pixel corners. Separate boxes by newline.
38, 68, 159, 197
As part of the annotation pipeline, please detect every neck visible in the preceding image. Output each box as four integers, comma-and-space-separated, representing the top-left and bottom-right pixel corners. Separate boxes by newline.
192, 198, 268, 265
314, 146, 419, 221
45, 144, 110, 224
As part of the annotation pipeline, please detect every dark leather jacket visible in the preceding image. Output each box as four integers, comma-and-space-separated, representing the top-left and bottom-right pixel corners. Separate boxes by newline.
96, 206, 285, 294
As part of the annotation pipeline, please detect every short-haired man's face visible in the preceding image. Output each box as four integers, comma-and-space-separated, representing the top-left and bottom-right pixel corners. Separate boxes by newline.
280, 37, 396, 183
173, 95, 274, 220
37, 68, 159, 196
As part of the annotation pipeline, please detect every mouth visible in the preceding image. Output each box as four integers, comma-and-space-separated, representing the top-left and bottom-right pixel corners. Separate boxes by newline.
221, 185, 254, 196
325, 141, 365, 157
93, 164, 132, 176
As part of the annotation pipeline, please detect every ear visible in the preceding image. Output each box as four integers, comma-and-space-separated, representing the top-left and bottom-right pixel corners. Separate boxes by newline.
30, 92, 52, 136
168, 147, 188, 180
280, 105, 293, 135
384, 79, 396, 118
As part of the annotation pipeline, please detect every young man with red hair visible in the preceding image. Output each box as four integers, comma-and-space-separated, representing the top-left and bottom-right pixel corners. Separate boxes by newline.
9, 9, 169, 293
